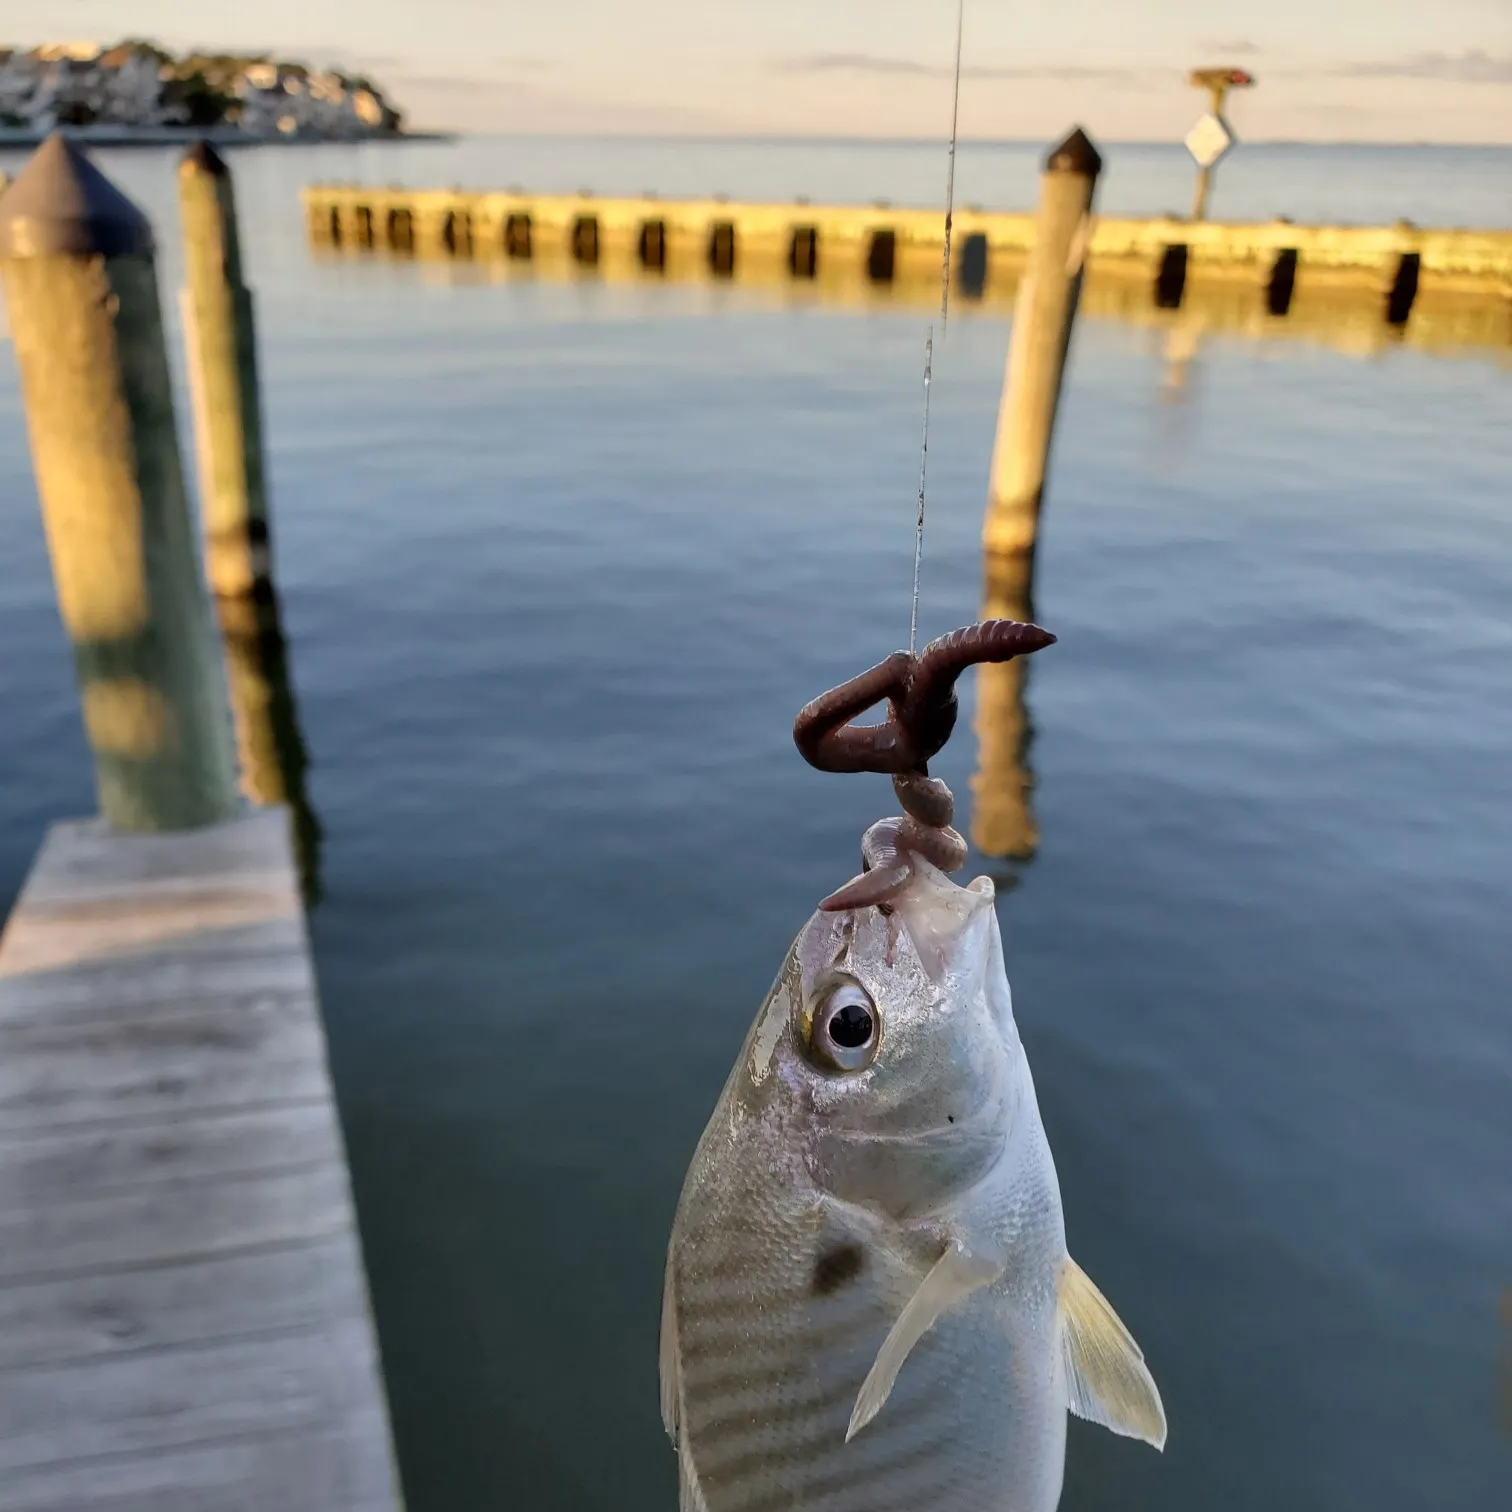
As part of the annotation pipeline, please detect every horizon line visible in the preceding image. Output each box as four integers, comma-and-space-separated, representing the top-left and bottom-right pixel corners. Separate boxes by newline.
403, 129, 1512, 150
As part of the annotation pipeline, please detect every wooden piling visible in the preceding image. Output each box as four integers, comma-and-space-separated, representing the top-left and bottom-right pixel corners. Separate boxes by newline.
179, 141, 274, 604
0, 135, 238, 833
981, 127, 1102, 565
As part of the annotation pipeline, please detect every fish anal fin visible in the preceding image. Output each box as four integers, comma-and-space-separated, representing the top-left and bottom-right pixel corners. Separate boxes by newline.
1058, 1256, 1167, 1451
659, 1251, 681, 1443
847, 1239, 1002, 1442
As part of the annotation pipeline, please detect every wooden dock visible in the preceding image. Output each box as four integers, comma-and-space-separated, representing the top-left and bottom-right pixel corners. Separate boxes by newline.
301, 183, 1512, 307
0, 808, 403, 1511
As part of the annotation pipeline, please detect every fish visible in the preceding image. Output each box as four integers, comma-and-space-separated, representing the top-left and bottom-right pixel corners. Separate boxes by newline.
660, 855, 1165, 1512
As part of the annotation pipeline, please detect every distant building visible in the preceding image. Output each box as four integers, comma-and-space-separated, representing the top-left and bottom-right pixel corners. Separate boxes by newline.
0, 39, 405, 137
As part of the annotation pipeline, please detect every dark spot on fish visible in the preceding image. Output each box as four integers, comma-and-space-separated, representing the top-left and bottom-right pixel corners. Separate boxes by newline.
812, 1242, 867, 1296
947, 1115, 955, 1123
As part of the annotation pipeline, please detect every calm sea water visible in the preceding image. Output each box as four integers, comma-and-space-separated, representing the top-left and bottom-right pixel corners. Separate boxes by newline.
2, 138, 1510, 1510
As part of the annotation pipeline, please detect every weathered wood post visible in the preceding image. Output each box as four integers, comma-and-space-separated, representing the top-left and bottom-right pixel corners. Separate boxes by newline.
179, 140, 273, 604
178, 143, 321, 896
972, 127, 1100, 862
0, 134, 238, 831
981, 126, 1101, 567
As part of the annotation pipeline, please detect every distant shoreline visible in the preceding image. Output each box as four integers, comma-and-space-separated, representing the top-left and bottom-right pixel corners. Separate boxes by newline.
2, 128, 1503, 155
0, 127, 458, 151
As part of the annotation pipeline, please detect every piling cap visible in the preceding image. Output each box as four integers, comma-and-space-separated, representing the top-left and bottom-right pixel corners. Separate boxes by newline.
0, 133, 152, 259
181, 139, 230, 178
1044, 126, 1103, 179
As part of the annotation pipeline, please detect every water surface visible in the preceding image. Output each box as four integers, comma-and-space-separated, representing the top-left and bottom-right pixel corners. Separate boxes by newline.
1, 139, 1509, 1510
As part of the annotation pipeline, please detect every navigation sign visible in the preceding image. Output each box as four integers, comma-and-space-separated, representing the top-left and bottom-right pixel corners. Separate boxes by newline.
1185, 112, 1234, 170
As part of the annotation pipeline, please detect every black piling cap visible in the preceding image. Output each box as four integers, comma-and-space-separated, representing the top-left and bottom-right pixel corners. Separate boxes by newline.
1044, 126, 1104, 179
0, 133, 152, 259
182, 139, 230, 178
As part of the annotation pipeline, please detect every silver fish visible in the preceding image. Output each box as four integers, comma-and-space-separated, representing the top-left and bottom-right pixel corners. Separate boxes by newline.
661, 858, 1165, 1512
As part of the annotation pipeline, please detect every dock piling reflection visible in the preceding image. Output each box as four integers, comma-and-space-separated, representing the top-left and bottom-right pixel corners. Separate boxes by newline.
217, 588, 323, 906
970, 548, 1044, 866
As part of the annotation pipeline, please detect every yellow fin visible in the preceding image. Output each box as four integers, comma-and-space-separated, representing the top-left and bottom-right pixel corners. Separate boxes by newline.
1058, 1256, 1168, 1450
848, 1241, 1002, 1441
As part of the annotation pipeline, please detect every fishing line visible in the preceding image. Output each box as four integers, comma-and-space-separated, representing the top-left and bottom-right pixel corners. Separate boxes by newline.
909, 0, 967, 655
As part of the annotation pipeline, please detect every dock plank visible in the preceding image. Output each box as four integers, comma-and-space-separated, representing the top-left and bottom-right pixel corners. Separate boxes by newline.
0, 1099, 340, 1201
0, 1415, 400, 1512
0, 1316, 382, 1473
0, 990, 329, 1133
0, 810, 402, 1509
0, 1162, 354, 1281
0, 957, 315, 1026
0, 1238, 366, 1371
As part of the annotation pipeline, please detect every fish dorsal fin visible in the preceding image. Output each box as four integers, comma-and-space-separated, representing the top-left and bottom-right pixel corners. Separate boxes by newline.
678, 1443, 710, 1512
661, 1252, 709, 1510
659, 1250, 680, 1442
848, 1240, 1003, 1441
1058, 1256, 1167, 1450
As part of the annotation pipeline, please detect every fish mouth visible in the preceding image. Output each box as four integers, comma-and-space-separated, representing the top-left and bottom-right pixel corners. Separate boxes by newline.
889, 862, 996, 984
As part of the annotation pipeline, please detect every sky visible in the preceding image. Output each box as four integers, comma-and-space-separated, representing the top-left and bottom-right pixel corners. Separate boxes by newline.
11, 1, 1512, 142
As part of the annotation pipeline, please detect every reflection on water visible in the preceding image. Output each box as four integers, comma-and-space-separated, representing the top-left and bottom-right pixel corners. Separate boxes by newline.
1160, 315, 1205, 404
216, 587, 322, 906
306, 240, 1512, 370
2, 137, 1511, 1512
970, 547, 1043, 867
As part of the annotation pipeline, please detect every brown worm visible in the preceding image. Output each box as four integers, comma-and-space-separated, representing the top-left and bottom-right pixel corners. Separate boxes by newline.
793, 620, 1056, 911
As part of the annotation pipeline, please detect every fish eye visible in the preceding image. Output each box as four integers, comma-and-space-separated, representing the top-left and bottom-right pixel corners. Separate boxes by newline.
807, 980, 881, 1073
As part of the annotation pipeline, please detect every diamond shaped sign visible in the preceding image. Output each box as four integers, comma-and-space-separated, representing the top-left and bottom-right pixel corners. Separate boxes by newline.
1185, 112, 1234, 169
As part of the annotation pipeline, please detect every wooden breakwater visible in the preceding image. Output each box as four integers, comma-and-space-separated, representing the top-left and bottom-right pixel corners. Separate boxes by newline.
301, 176, 1512, 323
0, 134, 393, 1507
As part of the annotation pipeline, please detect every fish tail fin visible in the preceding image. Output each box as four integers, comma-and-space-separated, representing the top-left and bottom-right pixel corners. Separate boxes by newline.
1058, 1255, 1167, 1450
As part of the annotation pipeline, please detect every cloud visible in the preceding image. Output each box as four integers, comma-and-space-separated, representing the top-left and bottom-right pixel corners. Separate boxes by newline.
377, 70, 752, 135
380, 72, 509, 94
1197, 40, 1262, 57
1335, 49, 1512, 83
492, 56, 558, 75
774, 53, 936, 78
772, 53, 1158, 87
277, 46, 405, 74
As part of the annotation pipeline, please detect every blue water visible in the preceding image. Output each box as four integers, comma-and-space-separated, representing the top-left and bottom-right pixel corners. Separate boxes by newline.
1, 139, 1510, 1509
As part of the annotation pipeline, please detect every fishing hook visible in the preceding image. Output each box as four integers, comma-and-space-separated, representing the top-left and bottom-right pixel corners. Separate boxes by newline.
793, 620, 1056, 911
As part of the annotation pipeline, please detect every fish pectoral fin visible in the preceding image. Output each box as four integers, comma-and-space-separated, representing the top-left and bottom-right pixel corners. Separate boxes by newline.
847, 1239, 1003, 1442
1058, 1256, 1168, 1451
659, 1251, 680, 1443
